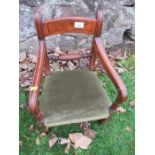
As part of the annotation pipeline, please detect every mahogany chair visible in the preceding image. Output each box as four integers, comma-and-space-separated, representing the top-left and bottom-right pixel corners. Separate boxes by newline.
29, 10, 127, 131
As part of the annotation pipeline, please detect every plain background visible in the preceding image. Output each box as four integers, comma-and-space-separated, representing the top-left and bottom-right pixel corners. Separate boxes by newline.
0, 0, 155, 154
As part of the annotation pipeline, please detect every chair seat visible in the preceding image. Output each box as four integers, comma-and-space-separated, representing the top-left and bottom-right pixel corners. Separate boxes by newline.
39, 70, 112, 127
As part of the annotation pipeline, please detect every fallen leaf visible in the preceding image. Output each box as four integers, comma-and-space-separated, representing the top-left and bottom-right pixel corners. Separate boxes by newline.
19, 103, 27, 109
22, 57, 30, 65
108, 49, 127, 60
49, 53, 59, 59
19, 52, 26, 62
69, 133, 92, 149
130, 101, 135, 108
19, 71, 28, 79
28, 63, 35, 71
116, 67, 127, 73
36, 137, 40, 145
58, 138, 70, 145
20, 71, 30, 79
78, 39, 87, 47
68, 61, 76, 70
40, 132, 47, 137
48, 136, 58, 148
80, 122, 90, 130
20, 63, 28, 70
29, 124, 34, 132
126, 127, 132, 132
20, 80, 31, 87
115, 135, 119, 138
69, 133, 83, 144
109, 58, 116, 67
75, 135, 92, 149
54, 47, 63, 55
64, 143, 71, 154
19, 141, 23, 147
117, 107, 126, 113
29, 54, 37, 63
23, 135, 29, 140
84, 128, 96, 139
51, 62, 61, 71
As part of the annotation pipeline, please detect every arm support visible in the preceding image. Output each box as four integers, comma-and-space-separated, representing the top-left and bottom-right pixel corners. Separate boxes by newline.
94, 37, 128, 111
29, 40, 45, 116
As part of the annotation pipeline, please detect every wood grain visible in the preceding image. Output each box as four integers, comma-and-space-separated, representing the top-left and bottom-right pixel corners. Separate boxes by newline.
43, 17, 97, 36
89, 10, 103, 70
29, 10, 128, 130
94, 37, 128, 111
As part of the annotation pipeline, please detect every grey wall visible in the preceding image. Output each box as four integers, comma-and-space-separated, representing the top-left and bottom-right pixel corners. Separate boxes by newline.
19, 0, 135, 53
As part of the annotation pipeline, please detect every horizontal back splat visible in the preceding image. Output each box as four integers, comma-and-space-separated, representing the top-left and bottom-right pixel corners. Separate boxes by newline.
43, 17, 97, 36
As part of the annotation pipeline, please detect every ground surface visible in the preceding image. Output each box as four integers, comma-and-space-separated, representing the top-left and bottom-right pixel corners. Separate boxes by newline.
19, 54, 135, 155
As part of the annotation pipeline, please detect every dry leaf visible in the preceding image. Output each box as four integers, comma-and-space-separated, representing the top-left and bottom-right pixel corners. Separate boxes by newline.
78, 39, 87, 47
84, 128, 96, 139
40, 132, 47, 137
29, 54, 37, 63
116, 67, 127, 74
51, 62, 61, 71
19, 71, 28, 79
126, 127, 132, 132
117, 107, 126, 113
23, 135, 29, 140
19, 52, 26, 62
108, 49, 127, 60
59, 138, 70, 145
20, 72, 30, 79
19, 103, 27, 109
36, 137, 40, 145
19, 141, 23, 147
48, 136, 58, 148
28, 63, 35, 71
65, 143, 71, 154
69, 133, 92, 149
29, 124, 34, 132
68, 61, 76, 70
80, 122, 90, 130
51, 53, 59, 57
109, 58, 116, 67
74, 135, 92, 149
69, 133, 83, 144
130, 101, 135, 108
54, 47, 63, 55
20, 80, 31, 87
20, 63, 28, 70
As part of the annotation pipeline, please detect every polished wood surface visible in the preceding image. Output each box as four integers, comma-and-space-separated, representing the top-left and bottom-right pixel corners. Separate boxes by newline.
89, 10, 103, 70
94, 37, 128, 111
29, 10, 128, 129
49, 53, 91, 61
43, 17, 97, 36
29, 40, 45, 122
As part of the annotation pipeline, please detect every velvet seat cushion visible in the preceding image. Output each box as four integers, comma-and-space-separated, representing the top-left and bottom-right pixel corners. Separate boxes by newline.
39, 70, 112, 127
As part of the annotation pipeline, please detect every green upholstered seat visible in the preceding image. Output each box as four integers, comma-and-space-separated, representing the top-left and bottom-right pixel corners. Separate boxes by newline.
39, 70, 112, 127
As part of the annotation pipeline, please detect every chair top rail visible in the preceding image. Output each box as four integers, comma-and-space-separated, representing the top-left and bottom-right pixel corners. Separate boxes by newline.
42, 17, 97, 37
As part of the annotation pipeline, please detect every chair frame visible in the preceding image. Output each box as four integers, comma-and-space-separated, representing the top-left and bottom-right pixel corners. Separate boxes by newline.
29, 10, 128, 130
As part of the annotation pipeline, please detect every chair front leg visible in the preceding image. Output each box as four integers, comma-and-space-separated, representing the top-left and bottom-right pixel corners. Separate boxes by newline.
29, 41, 46, 125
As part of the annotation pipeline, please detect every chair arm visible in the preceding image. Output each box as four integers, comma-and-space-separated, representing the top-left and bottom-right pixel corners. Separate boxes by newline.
29, 40, 45, 114
94, 37, 128, 111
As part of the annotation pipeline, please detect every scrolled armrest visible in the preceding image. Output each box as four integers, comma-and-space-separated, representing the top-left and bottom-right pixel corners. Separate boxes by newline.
29, 40, 45, 114
94, 37, 128, 111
